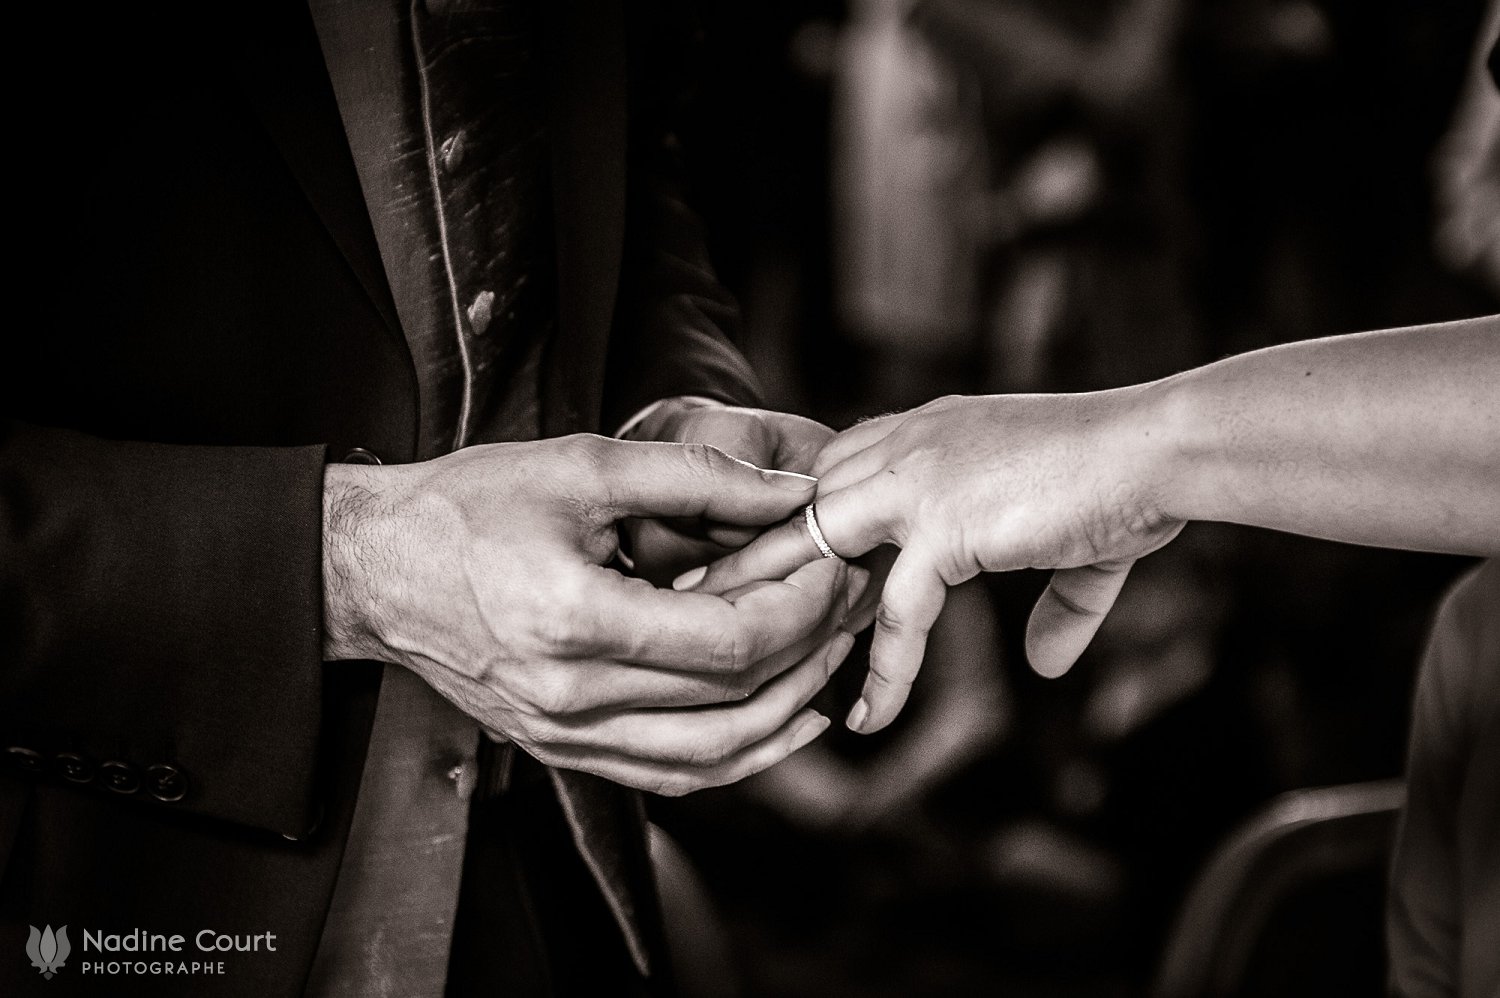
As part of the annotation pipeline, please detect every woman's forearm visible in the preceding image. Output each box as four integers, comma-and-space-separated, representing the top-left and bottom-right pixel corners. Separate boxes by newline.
688, 311, 1498, 712
1148, 314, 1500, 554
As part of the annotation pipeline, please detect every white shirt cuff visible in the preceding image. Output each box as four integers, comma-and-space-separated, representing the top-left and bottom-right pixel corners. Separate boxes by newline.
613, 395, 726, 440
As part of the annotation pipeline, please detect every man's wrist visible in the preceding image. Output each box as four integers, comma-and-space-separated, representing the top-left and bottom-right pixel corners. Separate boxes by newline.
321, 463, 399, 662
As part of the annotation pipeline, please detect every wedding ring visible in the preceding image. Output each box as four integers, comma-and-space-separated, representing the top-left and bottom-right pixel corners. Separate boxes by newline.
803, 503, 838, 559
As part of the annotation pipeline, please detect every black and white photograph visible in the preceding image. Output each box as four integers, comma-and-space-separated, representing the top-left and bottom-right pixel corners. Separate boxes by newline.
1, 0, 1497, 995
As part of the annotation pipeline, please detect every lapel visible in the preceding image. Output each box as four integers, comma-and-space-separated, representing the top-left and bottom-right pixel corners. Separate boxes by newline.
541, 1, 663, 978
228, 0, 406, 355
541, 0, 628, 438
550, 768, 662, 979
229, 0, 654, 976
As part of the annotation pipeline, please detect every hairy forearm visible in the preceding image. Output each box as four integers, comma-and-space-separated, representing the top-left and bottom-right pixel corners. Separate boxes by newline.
1145, 314, 1500, 554
322, 463, 402, 662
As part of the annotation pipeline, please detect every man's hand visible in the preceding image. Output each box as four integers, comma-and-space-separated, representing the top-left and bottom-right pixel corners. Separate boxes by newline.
626, 398, 888, 636
322, 434, 864, 795
621, 399, 834, 585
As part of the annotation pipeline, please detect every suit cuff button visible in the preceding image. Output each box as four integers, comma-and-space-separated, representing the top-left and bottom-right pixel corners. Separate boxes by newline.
146, 764, 188, 803
341, 447, 382, 465
55, 752, 95, 784
99, 761, 141, 795
4, 746, 45, 774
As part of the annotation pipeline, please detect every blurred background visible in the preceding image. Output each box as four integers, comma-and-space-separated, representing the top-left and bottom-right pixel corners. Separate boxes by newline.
648, 1, 1499, 994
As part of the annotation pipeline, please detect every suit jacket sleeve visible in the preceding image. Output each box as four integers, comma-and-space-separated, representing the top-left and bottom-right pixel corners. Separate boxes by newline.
601, 5, 764, 428
1, 419, 330, 839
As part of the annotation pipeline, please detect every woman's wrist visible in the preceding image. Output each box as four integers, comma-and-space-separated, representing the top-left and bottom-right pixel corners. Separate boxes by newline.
1125, 372, 1215, 530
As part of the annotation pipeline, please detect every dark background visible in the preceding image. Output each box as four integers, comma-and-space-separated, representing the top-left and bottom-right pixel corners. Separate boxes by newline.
650, 1, 1496, 994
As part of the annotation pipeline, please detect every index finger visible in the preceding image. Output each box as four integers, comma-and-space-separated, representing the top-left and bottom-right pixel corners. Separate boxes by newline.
681, 516, 819, 596
581, 556, 848, 674
684, 475, 900, 595
593, 437, 818, 526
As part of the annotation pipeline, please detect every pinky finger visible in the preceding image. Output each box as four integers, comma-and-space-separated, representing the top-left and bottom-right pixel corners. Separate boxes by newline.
1024, 560, 1135, 679
543, 708, 832, 797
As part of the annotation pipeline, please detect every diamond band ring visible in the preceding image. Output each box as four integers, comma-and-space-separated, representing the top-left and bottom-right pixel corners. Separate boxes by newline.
803, 503, 838, 559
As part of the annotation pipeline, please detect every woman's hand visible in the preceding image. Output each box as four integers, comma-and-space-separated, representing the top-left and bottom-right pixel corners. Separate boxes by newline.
680, 390, 1185, 732
680, 318, 1500, 735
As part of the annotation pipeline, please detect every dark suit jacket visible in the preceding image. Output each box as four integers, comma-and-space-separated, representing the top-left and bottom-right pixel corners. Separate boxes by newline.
0, 1, 758, 993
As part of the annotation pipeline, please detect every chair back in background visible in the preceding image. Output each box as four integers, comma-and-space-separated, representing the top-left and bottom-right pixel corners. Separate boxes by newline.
1153, 779, 1405, 998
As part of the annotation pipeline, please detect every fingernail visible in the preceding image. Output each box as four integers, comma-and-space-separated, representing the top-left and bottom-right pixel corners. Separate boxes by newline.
846, 698, 870, 733
825, 631, 856, 676
760, 468, 818, 491
790, 712, 831, 752
672, 566, 707, 591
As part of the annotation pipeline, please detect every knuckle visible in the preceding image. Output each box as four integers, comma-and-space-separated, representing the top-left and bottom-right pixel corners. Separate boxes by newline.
685, 734, 734, 769
874, 600, 908, 635
654, 775, 698, 797
552, 433, 606, 477
866, 656, 913, 690
563, 432, 609, 462
530, 580, 596, 656
528, 673, 582, 717
557, 434, 619, 498
707, 627, 752, 674
683, 441, 736, 480
912, 394, 964, 421
529, 616, 580, 658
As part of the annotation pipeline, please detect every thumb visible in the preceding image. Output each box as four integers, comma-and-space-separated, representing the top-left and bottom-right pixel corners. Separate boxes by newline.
1024, 560, 1135, 679
595, 438, 817, 525
687, 407, 777, 467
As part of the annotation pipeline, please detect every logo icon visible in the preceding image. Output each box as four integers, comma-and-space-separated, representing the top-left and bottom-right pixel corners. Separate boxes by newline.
26, 925, 70, 979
